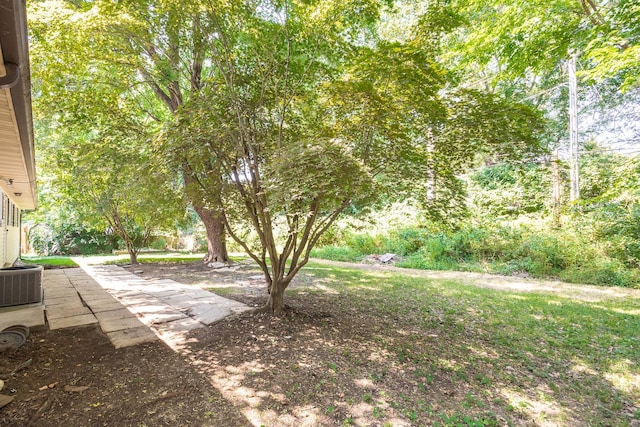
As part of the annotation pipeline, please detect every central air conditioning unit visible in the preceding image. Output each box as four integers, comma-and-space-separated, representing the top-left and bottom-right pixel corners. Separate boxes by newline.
0, 265, 43, 307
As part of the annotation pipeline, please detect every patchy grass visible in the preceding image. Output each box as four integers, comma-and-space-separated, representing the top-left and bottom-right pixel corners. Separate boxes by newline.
101, 252, 248, 265
198, 260, 640, 426
21, 256, 78, 268
136, 255, 207, 264
101, 252, 204, 264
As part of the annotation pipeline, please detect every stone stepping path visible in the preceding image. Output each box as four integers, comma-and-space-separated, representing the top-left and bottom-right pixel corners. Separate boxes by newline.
43, 266, 250, 350
83, 265, 250, 350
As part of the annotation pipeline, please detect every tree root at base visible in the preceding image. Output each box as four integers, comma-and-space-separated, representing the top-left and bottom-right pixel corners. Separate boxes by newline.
251, 304, 290, 316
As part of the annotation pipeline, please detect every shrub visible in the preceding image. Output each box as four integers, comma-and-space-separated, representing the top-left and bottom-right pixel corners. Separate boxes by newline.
396, 246, 457, 271
310, 246, 361, 262
599, 204, 640, 267
514, 234, 566, 275
305, 195, 640, 288
29, 223, 116, 255
381, 228, 428, 255
344, 233, 381, 255
149, 237, 167, 250
396, 253, 431, 269
559, 259, 639, 288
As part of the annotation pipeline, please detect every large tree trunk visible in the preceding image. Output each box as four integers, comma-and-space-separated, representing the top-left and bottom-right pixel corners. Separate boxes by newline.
194, 205, 229, 264
182, 171, 229, 264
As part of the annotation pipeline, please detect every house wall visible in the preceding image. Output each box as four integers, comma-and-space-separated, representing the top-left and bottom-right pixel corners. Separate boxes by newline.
1, 190, 21, 267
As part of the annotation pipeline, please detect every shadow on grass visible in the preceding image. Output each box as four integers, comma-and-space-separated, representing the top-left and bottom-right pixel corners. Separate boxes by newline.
169, 263, 639, 426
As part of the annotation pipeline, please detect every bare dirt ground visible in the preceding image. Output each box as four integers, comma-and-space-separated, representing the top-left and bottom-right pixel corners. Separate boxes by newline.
1, 259, 637, 426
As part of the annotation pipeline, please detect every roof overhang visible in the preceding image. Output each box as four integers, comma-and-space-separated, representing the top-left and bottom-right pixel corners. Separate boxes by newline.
0, 0, 36, 210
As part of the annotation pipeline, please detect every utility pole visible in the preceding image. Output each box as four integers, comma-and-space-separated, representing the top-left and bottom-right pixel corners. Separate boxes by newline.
552, 148, 561, 226
568, 52, 580, 202
425, 127, 436, 206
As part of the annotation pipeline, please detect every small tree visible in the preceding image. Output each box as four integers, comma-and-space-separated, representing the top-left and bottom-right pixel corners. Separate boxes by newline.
28, 1, 188, 264
53, 130, 184, 264
169, 96, 374, 313
161, 0, 382, 313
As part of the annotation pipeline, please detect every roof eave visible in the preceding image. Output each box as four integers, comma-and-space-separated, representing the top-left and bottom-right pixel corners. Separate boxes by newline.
0, 0, 37, 210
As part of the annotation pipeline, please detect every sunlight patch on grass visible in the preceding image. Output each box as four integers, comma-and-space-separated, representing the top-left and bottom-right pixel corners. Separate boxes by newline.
500, 388, 566, 425
310, 284, 340, 294
436, 358, 458, 372
366, 349, 392, 363
604, 360, 640, 394
569, 361, 598, 377
592, 305, 640, 316
205, 285, 243, 297
355, 285, 386, 292
290, 405, 322, 426
201, 358, 328, 426
465, 345, 499, 360
353, 378, 376, 389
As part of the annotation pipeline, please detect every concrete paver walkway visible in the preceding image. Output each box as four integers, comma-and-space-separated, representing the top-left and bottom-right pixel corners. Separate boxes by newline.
42, 264, 250, 349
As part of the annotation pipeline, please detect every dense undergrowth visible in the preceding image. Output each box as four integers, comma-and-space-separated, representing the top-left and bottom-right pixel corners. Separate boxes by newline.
312, 151, 640, 289
311, 218, 640, 288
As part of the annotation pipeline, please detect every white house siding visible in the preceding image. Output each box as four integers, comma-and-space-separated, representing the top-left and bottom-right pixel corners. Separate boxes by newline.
1, 190, 21, 267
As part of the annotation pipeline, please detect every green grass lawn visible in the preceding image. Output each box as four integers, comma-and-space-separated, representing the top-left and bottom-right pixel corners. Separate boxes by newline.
279, 262, 640, 425
21, 256, 78, 268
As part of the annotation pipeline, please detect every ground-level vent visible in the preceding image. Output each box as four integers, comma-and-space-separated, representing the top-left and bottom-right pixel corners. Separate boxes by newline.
0, 265, 43, 307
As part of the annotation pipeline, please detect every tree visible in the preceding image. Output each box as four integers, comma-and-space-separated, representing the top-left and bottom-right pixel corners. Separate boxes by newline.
28, 4, 185, 264
42, 105, 185, 264
28, 0, 230, 264
163, 0, 543, 313
325, 13, 545, 222
579, 0, 640, 92
443, 0, 640, 204
64, 140, 183, 264
161, 0, 381, 313
31, 0, 546, 313
24, 119, 119, 256
443, 0, 639, 88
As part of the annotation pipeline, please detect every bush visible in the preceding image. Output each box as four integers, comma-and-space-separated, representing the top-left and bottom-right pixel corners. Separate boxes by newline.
514, 234, 566, 275
344, 233, 381, 255
381, 228, 428, 255
396, 254, 453, 271
559, 259, 639, 288
149, 237, 167, 250
310, 246, 361, 262
29, 223, 116, 255
396, 252, 431, 269
598, 204, 640, 267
